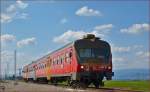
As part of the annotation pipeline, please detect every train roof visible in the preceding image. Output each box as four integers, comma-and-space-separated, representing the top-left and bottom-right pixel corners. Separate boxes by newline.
33, 42, 74, 63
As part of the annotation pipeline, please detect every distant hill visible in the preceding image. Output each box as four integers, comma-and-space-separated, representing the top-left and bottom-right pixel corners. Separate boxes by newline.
113, 69, 150, 80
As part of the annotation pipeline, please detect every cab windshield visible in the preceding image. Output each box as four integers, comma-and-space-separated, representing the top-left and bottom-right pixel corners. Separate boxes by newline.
79, 48, 109, 59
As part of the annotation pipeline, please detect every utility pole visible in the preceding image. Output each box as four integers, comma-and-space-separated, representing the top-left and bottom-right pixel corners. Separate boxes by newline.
0, 34, 1, 81
6, 62, 9, 80
13, 50, 18, 85
14, 50, 16, 80
18, 68, 21, 77
0, 0, 2, 81
0, 50, 1, 81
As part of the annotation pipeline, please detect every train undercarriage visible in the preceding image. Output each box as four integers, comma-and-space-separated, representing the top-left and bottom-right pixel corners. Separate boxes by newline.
24, 71, 114, 89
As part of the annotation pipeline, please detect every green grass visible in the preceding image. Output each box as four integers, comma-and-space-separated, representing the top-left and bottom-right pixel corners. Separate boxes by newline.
104, 80, 150, 92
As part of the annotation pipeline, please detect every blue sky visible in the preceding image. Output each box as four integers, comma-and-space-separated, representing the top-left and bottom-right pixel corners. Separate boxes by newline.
1, 0, 149, 75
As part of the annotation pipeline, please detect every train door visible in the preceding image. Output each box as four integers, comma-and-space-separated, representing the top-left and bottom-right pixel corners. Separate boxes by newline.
33, 65, 36, 81
69, 48, 73, 73
46, 57, 51, 80
66, 48, 73, 73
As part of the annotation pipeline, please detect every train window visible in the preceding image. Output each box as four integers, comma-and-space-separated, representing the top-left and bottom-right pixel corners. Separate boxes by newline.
42, 65, 44, 68
48, 59, 51, 66
53, 61, 55, 65
69, 52, 72, 58
66, 52, 71, 64
52, 59, 54, 65
40, 65, 42, 69
52, 61, 54, 65
56, 59, 58, 65
62, 54, 65, 63
66, 53, 69, 58
57, 56, 60, 64
79, 49, 92, 58
60, 57, 63, 64
54, 58, 56, 65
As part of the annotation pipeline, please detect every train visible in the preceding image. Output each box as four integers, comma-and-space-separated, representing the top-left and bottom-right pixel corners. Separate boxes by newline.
22, 34, 114, 88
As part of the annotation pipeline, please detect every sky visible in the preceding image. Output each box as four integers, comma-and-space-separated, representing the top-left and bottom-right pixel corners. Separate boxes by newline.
0, 0, 150, 76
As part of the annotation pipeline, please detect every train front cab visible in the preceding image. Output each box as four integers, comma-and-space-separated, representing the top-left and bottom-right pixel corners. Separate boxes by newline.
71, 36, 114, 88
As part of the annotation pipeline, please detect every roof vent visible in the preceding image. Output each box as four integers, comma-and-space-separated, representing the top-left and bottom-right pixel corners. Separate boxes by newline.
83, 34, 100, 40
83, 34, 95, 39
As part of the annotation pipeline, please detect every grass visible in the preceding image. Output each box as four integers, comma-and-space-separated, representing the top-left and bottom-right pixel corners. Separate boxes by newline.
104, 80, 150, 92
57, 80, 150, 92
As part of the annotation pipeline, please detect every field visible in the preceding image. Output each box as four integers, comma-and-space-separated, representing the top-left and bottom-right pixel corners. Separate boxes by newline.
104, 80, 150, 92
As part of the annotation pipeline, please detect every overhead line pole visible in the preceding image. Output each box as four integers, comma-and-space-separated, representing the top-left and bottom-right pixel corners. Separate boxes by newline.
0, 1, 2, 81
6, 62, 9, 79
14, 50, 17, 81
0, 43, 1, 81
0, 0, 3, 81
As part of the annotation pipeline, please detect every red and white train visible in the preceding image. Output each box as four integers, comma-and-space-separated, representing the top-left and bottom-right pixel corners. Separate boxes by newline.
22, 34, 114, 88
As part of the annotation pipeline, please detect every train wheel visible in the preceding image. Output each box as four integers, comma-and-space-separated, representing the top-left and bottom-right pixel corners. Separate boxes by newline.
85, 81, 91, 88
70, 81, 78, 89
79, 82, 86, 89
93, 81, 100, 89
51, 78, 58, 86
71, 81, 86, 89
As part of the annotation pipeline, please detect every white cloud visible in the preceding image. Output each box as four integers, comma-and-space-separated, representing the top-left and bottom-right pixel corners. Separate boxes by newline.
6, 0, 28, 13
1, 0, 28, 23
53, 24, 113, 44
94, 24, 113, 33
0, 13, 12, 23
132, 45, 143, 49
53, 30, 86, 44
17, 37, 36, 48
111, 45, 149, 70
53, 29, 104, 44
60, 18, 67, 24
113, 57, 126, 62
76, 6, 102, 16
1, 34, 16, 43
112, 45, 131, 53
120, 23, 150, 34
111, 44, 144, 53
136, 51, 150, 58
16, 13, 28, 19
1, 51, 14, 63
16, 0, 28, 9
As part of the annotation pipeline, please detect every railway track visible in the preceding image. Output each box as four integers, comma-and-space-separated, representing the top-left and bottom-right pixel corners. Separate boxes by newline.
31, 81, 144, 92
1, 81, 144, 92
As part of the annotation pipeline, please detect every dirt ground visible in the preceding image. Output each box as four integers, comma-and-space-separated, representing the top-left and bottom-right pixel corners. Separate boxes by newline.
0, 81, 143, 92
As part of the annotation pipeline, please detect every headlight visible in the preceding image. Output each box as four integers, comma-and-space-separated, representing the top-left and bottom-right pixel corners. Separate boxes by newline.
81, 65, 84, 69
108, 66, 112, 69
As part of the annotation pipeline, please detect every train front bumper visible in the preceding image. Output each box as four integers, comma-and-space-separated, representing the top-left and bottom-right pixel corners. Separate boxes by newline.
104, 72, 114, 80
76, 71, 114, 81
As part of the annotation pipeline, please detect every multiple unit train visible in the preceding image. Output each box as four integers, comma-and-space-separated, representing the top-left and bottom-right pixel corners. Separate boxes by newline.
22, 34, 114, 88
